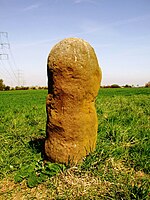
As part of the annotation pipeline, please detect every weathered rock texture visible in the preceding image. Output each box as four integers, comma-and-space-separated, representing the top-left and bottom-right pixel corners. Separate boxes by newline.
45, 38, 102, 164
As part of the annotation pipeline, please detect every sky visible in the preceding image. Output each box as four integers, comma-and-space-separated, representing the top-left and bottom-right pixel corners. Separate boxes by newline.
0, 0, 150, 87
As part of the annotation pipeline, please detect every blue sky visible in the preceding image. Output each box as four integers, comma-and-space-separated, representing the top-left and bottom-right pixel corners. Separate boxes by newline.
0, 0, 150, 87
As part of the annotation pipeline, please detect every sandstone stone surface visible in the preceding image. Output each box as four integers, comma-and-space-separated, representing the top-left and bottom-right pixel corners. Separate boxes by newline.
45, 38, 102, 164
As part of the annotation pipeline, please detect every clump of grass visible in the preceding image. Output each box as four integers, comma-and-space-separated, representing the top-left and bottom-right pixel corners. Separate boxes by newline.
14, 161, 65, 188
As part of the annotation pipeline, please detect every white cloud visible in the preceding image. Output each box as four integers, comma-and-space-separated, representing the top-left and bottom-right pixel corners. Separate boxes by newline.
23, 3, 40, 11
110, 14, 150, 27
74, 0, 96, 4
74, 0, 82, 3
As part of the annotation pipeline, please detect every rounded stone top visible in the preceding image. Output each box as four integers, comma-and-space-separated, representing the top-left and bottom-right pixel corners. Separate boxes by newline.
47, 37, 102, 99
48, 37, 101, 74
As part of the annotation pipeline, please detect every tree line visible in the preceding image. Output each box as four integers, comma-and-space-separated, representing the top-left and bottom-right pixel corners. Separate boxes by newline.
0, 79, 150, 91
0, 79, 48, 91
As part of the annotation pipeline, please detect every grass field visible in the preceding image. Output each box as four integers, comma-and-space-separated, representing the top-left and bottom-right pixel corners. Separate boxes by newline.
0, 88, 150, 199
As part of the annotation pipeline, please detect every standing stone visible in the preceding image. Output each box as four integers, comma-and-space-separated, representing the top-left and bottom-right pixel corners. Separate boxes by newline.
45, 38, 102, 164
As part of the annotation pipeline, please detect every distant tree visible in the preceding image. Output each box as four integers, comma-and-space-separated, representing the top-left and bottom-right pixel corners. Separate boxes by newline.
14, 86, 29, 90
0, 79, 5, 91
5, 85, 10, 91
124, 84, 132, 88
145, 81, 150, 88
15, 86, 20, 90
30, 86, 37, 90
23, 87, 29, 90
110, 84, 120, 88
102, 85, 111, 88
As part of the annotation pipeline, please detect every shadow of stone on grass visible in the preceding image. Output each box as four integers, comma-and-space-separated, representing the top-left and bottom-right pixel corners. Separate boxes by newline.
29, 137, 46, 159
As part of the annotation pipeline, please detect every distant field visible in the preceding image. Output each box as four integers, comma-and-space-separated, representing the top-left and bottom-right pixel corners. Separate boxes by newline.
0, 88, 150, 199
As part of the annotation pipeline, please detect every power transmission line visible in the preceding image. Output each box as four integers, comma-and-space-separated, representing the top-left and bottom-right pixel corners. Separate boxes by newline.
0, 59, 18, 83
0, 62, 9, 78
6, 34, 19, 73
0, 32, 25, 86
0, 32, 18, 80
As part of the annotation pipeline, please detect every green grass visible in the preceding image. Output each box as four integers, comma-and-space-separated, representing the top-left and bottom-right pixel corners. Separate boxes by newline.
0, 90, 47, 178
0, 88, 150, 199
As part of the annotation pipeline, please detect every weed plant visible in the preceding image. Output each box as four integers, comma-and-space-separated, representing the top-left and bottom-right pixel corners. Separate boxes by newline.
0, 88, 150, 199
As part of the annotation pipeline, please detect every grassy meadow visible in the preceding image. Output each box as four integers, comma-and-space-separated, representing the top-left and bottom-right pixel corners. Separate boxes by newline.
0, 88, 150, 199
